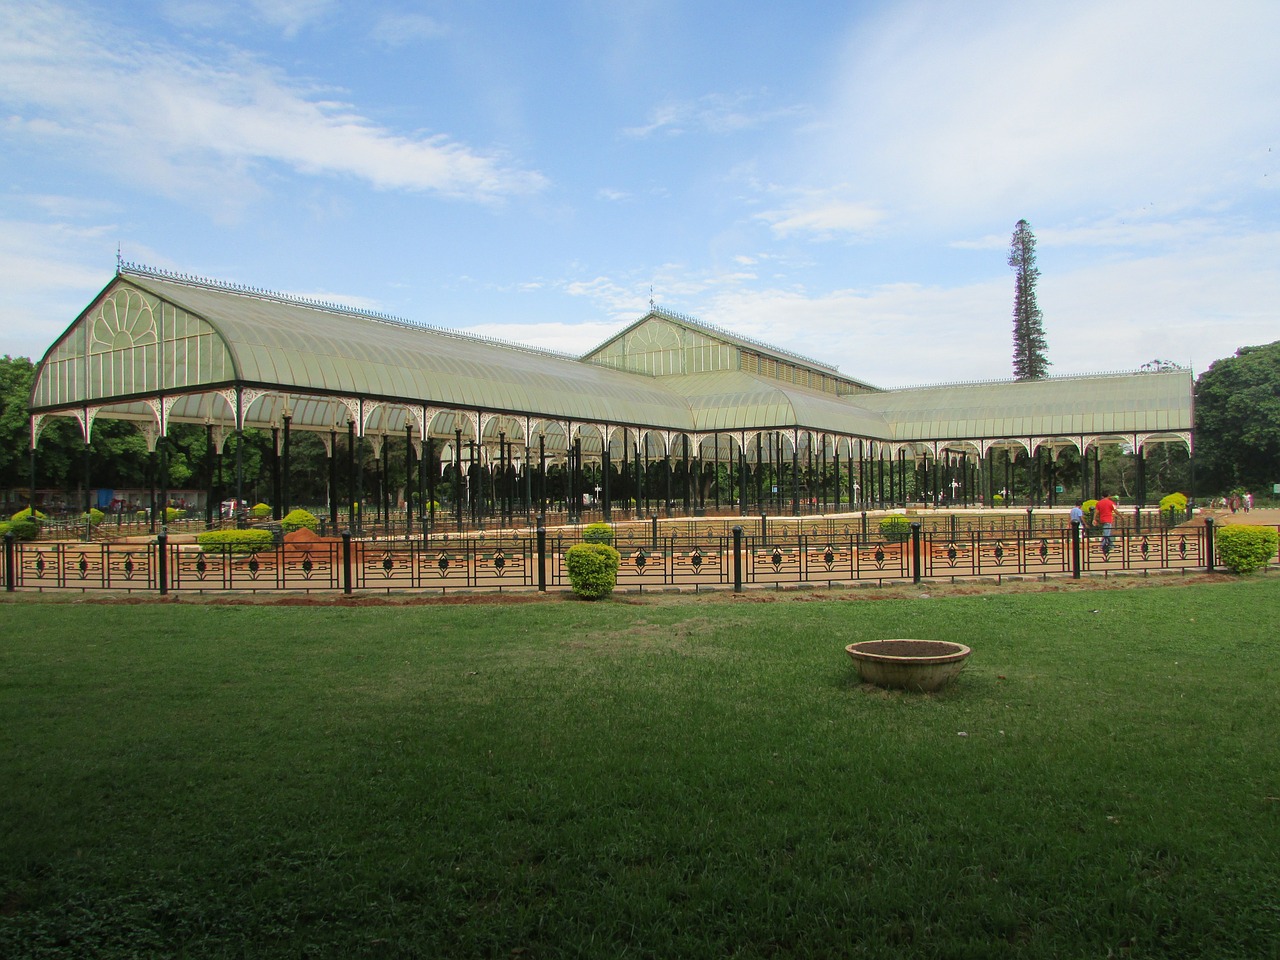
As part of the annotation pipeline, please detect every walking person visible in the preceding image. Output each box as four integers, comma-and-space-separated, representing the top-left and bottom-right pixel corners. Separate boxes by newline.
1095, 493, 1117, 551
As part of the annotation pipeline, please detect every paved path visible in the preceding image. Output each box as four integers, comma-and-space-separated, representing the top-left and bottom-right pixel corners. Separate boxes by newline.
1206, 507, 1280, 527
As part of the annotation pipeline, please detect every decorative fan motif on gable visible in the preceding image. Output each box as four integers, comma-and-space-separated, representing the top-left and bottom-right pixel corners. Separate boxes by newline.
90, 289, 159, 353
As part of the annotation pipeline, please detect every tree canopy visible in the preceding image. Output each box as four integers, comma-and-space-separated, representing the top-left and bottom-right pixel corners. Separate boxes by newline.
1193, 340, 1280, 493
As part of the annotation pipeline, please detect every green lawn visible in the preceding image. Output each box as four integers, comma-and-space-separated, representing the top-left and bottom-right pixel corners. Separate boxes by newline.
1, 579, 1278, 958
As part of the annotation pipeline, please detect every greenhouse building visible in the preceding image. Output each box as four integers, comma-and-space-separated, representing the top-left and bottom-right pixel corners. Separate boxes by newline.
27, 263, 1194, 529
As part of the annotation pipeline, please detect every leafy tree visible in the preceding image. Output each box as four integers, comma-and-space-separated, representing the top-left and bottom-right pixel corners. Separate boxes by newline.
1008, 219, 1050, 380
1194, 341, 1280, 494
0, 356, 36, 491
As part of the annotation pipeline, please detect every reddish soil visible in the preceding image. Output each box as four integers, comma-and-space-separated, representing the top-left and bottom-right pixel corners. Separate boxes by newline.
1, 571, 1248, 608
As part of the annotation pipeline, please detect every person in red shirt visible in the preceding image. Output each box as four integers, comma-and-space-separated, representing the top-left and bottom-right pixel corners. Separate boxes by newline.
1095, 493, 1117, 550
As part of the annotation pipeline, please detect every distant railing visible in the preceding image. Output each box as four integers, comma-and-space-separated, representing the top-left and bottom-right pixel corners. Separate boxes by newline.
6, 523, 1266, 597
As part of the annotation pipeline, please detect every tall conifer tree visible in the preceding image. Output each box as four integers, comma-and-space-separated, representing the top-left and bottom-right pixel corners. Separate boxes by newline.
1008, 219, 1049, 380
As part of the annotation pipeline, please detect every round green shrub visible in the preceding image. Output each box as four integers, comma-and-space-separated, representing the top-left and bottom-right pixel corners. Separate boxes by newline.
165, 507, 186, 522
10, 507, 46, 524
281, 508, 320, 534
82, 507, 105, 527
1215, 525, 1279, 575
196, 529, 275, 554
1159, 492, 1189, 526
565, 542, 621, 599
5, 518, 41, 541
250, 503, 272, 519
879, 515, 911, 543
582, 522, 615, 545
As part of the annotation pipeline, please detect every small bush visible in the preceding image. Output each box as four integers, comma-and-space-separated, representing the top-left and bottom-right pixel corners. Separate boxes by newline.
281, 508, 320, 534
165, 507, 186, 522
196, 529, 275, 554
1160, 492, 1189, 526
10, 507, 47, 524
81, 507, 105, 527
250, 503, 272, 519
565, 542, 621, 599
991, 493, 1004, 505
879, 516, 911, 543
4, 518, 41, 541
1215, 525, 1279, 575
582, 522, 615, 545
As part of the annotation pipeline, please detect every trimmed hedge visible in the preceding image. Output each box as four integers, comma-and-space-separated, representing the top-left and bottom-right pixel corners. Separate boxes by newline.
565, 542, 621, 599
81, 507, 105, 527
1215, 525, 1279, 575
250, 503, 272, 519
1159, 492, 1189, 525
10, 508, 47, 523
196, 529, 275, 554
1, 518, 41, 541
582, 522, 615, 545
879, 515, 911, 543
281, 508, 320, 534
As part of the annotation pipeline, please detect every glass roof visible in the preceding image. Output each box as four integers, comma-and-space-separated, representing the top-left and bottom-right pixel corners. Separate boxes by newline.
30, 270, 1194, 451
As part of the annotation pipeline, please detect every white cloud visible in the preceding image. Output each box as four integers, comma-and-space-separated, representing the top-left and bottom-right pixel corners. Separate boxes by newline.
623, 92, 802, 139
687, 225, 1280, 388
757, 192, 886, 239
0, 1, 546, 213
160, 0, 336, 37
810, 0, 1280, 227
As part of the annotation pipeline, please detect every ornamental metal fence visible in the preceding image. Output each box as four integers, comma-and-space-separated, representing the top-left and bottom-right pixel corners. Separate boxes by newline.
4, 521, 1263, 597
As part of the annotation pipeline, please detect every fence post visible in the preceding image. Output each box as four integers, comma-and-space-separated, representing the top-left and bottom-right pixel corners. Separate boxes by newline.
651, 514, 659, 550
760, 513, 768, 543
536, 523, 547, 592
732, 525, 743, 593
910, 521, 922, 584
3, 532, 13, 592
1071, 519, 1081, 579
341, 530, 352, 595
1204, 516, 1215, 572
157, 530, 169, 596
1026, 507, 1033, 535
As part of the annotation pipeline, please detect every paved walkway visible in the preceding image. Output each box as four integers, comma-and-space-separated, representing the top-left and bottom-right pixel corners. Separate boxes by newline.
1206, 507, 1280, 527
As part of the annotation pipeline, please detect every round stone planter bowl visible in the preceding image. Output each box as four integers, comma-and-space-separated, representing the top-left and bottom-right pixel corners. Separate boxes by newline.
845, 639, 972, 692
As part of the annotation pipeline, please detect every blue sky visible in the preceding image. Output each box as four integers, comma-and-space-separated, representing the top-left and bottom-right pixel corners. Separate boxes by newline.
2, 0, 1276, 388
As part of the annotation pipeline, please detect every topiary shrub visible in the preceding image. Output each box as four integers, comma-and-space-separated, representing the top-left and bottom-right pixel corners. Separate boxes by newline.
991, 493, 1004, 505
1159, 492, 1189, 526
196, 529, 275, 554
81, 507, 105, 527
4, 518, 40, 541
565, 542, 621, 599
1215, 525, 1279, 574
10, 507, 47, 524
165, 507, 186, 523
281, 508, 320, 534
250, 502, 272, 519
582, 522, 614, 545
879, 516, 911, 543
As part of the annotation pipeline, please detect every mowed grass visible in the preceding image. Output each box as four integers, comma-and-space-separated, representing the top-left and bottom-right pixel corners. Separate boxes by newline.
1, 579, 1278, 959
